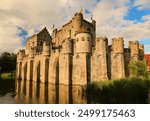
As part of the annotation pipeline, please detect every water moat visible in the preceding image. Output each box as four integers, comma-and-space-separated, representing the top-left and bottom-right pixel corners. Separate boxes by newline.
0, 79, 86, 104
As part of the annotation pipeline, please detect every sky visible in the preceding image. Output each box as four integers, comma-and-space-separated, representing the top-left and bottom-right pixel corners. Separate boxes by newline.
0, 0, 150, 53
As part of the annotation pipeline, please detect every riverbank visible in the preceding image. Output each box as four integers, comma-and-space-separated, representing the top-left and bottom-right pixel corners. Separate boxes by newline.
86, 78, 150, 104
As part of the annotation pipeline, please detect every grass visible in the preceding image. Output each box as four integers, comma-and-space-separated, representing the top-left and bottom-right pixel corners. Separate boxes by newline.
86, 78, 150, 104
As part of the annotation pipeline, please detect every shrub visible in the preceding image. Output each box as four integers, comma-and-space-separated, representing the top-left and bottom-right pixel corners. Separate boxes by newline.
86, 78, 150, 104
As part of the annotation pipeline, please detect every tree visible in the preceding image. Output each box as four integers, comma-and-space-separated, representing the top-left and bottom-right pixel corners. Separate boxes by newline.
0, 52, 17, 73
128, 60, 148, 78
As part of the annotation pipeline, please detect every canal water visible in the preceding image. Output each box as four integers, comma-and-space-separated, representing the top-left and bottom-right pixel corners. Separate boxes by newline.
0, 79, 15, 103
0, 79, 86, 104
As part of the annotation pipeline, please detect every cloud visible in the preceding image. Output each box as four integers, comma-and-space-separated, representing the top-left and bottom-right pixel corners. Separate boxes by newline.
92, 0, 150, 45
144, 44, 150, 54
0, 0, 150, 53
142, 15, 150, 21
133, 0, 150, 10
0, 0, 98, 53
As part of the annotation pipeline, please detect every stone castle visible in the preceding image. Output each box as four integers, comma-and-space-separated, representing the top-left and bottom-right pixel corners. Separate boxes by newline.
16, 11, 144, 86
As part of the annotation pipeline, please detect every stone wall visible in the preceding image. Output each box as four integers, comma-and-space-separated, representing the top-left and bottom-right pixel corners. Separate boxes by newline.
16, 12, 145, 87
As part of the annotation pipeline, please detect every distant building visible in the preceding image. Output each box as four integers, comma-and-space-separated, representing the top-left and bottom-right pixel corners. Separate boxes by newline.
145, 54, 150, 70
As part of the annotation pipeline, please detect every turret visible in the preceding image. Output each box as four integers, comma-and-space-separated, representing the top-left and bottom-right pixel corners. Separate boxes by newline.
128, 41, 139, 60
96, 36, 108, 53
75, 28, 92, 54
91, 36, 108, 80
62, 38, 73, 54
111, 37, 125, 79
72, 12, 83, 33
112, 37, 124, 53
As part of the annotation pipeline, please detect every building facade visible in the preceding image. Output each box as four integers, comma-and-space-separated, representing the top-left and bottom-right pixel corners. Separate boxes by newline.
16, 11, 144, 86
145, 54, 150, 70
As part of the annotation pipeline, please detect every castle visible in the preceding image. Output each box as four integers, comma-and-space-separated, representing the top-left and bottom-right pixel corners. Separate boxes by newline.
16, 11, 144, 86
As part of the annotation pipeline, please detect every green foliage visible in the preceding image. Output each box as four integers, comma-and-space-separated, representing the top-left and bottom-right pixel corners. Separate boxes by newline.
86, 78, 150, 104
0, 73, 15, 79
0, 52, 17, 73
128, 60, 148, 78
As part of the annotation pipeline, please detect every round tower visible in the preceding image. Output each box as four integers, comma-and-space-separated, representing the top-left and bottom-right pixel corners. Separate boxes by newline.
72, 12, 83, 33
112, 37, 124, 53
75, 28, 92, 53
62, 38, 73, 54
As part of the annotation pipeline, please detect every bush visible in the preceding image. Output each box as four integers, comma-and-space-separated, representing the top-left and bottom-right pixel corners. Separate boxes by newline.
86, 78, 150, 104
128, 60, 149, 79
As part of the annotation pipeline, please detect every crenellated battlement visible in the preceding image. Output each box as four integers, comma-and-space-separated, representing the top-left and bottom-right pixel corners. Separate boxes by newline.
112, 37, 124, 54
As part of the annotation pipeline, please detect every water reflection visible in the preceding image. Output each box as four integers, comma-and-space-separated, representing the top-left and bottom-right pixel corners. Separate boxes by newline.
0, 79, 15, 103
15, 80, 86, 104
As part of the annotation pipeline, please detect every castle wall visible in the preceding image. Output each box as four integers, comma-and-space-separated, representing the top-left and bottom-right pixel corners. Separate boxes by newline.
129, 41, 139, 61
16, 12, 145, 95
72, 53, 88, 85
59, 54, 70, 85
124, 48, 130, 77
111, 37, 125, 79
48, 51, 59, 84
91, 37, 108, 81
26, 35, 37, 55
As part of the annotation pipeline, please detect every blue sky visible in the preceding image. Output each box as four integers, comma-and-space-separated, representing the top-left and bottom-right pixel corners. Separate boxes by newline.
125, 7, 150, 22
0, 0, 150, 53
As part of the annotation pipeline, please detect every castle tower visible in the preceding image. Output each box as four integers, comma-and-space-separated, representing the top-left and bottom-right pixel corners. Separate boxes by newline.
59, 38, 73, 103
91, 36, 108, 81
111, 37, 125, 79
72, 12, 83, 34
59, 38, 73, 85
73, 28, 92, 85
128, 41, 139, 61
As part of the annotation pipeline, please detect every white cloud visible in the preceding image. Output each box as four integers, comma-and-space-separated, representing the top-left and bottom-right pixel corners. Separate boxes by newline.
0, 0, 150, 53
134, 0, 150, 10
142, 15, 150, 21
0, 0, 97, 53
93, 0, 150, 45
